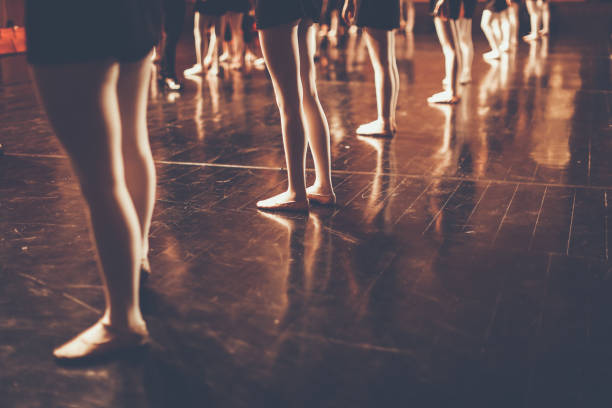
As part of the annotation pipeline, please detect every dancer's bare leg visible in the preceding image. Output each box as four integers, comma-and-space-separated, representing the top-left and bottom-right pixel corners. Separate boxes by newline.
184, 12, 204, 75
499, 9, 511, 52
456, 18, 474, 83
481, 10, 501, 59
119, 53, 157, 275
297, 19, 335, 204
226, 12, 245, 69
31, 59, 149, 359
429, 18, 460, 104
540, 1, 550, 35
508, 2, 519, 45
257, 21, 308, 211
205, 16, 224, 76
524, 0, 539, 41
358, 27, 398, 136
406, 0, 415, 33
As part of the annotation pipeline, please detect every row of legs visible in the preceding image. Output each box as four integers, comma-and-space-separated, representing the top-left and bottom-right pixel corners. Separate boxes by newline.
31, 16, 401, 359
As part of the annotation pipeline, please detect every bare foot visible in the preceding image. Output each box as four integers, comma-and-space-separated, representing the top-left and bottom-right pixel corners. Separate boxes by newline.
483, 50, 501, 60
257, 191, 308, 212
427, 90, 460, 104
306, 185, 336, 206
184, 64, 203, 76
53, 320, 149, 361
356, 119, 395, 137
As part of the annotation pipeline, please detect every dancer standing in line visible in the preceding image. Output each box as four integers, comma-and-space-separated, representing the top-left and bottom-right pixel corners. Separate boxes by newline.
223, 0, 251, 69
26, 0, 161, 360
507, 0, 521, 46
428, 0, 477, 104
342, 0, 400, 137
400, 0, 415, 34
524, 0, 550, 42
184, 0, 226, 77
159, 0, 187, 91
255, 0, 336, 211
481, 0, 510, 60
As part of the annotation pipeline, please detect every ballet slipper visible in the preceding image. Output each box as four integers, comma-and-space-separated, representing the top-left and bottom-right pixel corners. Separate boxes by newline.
184, 64, 203, 76
522, 33, 538, 42
356, 119, 395, 137
483, 50, 501, 60
203, 55, 213, 69
539, 29, 549, 36
459, 72, 472, 84
53, 320, 149, 361
256, 192, 309, 212
306, 186, 336, 206
427, 90, 460, 104
219, 52, 231, 63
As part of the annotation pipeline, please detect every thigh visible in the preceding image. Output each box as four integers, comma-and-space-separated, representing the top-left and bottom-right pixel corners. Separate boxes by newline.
258, 22, 302, 107
364, 27, 392, 65
30, 61, 121, 178
298, 19, 317, 87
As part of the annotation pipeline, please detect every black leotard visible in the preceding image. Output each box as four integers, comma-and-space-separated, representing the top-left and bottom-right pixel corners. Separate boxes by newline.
26, 0, 162, 64
356, 0, 400, 30
255, 0, 322, 30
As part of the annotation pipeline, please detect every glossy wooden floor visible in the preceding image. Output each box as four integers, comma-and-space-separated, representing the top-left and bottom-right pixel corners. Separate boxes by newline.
1, 24, 612, 407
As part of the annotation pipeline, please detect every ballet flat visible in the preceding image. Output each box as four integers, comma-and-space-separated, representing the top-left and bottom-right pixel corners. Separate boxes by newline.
53, 322, 150, 362
307, 192, 336, 206
256, 199, 309, 212
356, 127, 396, 138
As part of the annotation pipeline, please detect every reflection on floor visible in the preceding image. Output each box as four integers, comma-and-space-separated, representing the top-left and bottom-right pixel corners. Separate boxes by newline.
1, 29, 612, 408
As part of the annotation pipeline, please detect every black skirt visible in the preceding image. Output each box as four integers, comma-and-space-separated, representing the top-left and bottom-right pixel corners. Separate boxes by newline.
26, 0, 162, 65
431, 0, 477, 20
226, 0, 251, 13
255, 0, 322, 30
356, 0, 400, 30
194, 0, 226, 16
484, 0, 509, 13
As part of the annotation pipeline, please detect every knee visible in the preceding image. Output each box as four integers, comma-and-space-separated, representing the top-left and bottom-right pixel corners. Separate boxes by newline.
77, 165, 122, 205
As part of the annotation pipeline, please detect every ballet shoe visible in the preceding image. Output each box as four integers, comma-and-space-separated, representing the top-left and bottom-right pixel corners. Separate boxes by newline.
306, 189, 336, 206
539, 29, 549, 37
53, 320, 150, 362
256, 193, 309, 212
427, 90, 460, 104
522, 33, 538, 42
183, 64, 203, 76
483, 50, 501, 60
356, 120, 395, 138
459, 73, 472, 84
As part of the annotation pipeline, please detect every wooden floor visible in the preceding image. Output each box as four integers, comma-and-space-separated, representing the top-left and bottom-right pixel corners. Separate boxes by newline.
1, 24, 612, 408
